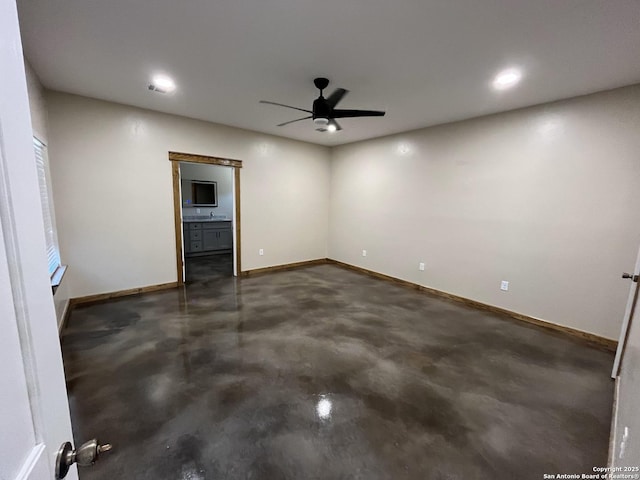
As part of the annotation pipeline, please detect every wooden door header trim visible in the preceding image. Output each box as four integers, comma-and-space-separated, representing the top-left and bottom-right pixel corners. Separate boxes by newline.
168, 151, 243, 168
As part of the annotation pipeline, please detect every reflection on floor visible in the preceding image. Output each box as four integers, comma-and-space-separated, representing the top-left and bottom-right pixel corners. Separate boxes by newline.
185, 253, 233, 283
61, 265, 614, 479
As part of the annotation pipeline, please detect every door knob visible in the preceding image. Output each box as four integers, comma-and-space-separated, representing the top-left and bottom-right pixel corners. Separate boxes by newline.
622, 272, 639, 282
55, 438, 112, 479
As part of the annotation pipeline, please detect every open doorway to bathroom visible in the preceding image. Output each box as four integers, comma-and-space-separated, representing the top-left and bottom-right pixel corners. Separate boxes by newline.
169, 151, 242, 285
181, 161, 234, 282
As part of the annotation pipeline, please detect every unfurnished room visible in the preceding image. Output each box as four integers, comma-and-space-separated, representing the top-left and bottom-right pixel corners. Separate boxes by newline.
1, 0, 640, 479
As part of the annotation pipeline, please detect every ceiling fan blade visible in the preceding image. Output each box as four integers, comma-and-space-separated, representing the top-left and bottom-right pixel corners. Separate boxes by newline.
277, 116, 312, 127
329, 119, 342, 131
325, 88, 348, 109
260, 100, 312, 114
331, 109, 385, 118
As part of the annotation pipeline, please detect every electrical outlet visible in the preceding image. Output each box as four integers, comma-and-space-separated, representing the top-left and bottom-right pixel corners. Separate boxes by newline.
362, 250, 367, 257
500, 280, 509, 291
419, 262, 425, 271
196, 208, 201, 214
259, 249, 264, 256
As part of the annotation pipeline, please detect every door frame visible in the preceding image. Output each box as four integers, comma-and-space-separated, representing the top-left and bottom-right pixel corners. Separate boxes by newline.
168, 151, 242, 285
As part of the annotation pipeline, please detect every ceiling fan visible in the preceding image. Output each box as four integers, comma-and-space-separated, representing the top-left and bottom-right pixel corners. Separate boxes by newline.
260, 77, 385, 132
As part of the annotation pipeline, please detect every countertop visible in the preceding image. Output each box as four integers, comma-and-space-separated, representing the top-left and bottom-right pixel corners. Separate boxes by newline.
182, 215, 231, 223
183, 218, 231, 223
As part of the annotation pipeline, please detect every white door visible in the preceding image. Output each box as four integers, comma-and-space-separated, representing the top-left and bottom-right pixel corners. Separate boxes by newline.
0, 0, 77, 478
612, 245, 640, 378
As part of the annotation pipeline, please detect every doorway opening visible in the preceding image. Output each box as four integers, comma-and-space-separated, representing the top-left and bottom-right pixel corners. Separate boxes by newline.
169, 151, 242, 285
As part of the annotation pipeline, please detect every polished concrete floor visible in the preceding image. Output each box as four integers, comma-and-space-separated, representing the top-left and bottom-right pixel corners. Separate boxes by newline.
185, 253, 233, 283
62, 265, 614, 479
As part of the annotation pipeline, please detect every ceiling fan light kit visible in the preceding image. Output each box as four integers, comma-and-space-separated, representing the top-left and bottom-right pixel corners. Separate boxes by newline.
260, 77, 385, 132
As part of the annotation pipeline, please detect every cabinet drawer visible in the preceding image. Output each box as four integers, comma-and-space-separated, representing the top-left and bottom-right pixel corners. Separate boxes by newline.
190, 230, 202, 240
202, 221, 231, 230
190, 241, 202, 252
189, 223, 202, 230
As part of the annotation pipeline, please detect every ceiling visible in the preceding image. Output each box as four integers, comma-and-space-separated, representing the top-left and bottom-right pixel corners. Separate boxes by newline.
17, 0, 640, 146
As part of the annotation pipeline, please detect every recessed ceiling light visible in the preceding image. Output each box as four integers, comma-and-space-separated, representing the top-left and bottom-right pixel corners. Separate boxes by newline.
148, 74, 176, 94
492, 68, 522, 91
327, 124, 337, 132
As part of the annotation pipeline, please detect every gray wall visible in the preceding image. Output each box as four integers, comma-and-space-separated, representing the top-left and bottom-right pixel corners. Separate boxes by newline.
329, 85, 640, 340
46, 92, 330, 298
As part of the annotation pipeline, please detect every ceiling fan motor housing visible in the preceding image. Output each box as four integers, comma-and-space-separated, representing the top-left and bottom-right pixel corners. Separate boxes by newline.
312, 97, 330, 123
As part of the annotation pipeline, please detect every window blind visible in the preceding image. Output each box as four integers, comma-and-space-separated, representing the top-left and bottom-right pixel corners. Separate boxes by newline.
34, 138, 61, 277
